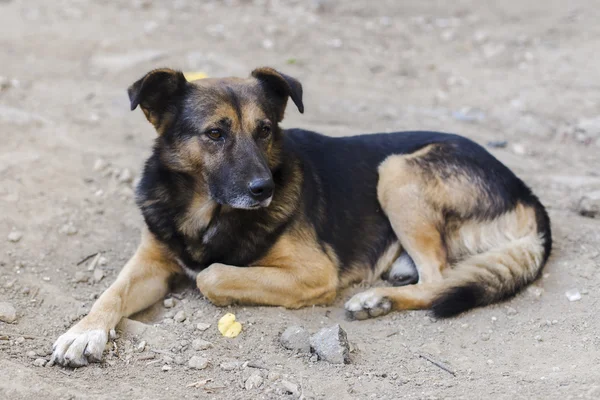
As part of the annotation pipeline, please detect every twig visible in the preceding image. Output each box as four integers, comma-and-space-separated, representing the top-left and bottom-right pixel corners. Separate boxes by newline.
186, 378, 212, 388
76, 252, 99, 266
419, 353, 456, 376
151, 349, 175, 357
0, 332, 46, 340
57, 369, 72, 377
145, 359, 161, 366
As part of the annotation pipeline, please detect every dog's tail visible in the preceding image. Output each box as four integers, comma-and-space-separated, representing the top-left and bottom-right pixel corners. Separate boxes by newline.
431, 200, 552, 318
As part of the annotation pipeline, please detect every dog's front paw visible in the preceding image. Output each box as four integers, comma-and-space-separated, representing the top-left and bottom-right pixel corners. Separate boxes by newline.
51, 327, 108, 367
345, 289, 392, 320
196, 264, 233, 307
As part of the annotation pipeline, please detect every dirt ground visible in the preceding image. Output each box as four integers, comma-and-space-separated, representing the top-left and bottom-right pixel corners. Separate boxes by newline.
1, 0, 599, 399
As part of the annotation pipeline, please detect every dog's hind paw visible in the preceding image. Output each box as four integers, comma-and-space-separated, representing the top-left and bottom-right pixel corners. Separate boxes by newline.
51, 328, 107, 368
345, 289, 392, 320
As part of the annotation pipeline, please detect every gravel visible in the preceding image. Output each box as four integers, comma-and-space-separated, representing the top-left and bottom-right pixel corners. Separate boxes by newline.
191, 339, 212, 351
188, 355, 209, 370
7, 231, 23, 243
0, 302, 17, 323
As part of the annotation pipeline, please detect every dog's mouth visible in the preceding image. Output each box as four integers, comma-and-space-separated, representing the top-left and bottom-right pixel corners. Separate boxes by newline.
246, 196, 273, 210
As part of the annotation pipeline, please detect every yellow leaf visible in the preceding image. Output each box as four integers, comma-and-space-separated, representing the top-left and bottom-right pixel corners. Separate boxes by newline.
218, 312, 242, 338
184, 71, 208, 81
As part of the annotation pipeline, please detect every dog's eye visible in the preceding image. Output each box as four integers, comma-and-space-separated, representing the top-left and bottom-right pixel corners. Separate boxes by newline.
259, 125, 271, 138
206, 129, 224, 141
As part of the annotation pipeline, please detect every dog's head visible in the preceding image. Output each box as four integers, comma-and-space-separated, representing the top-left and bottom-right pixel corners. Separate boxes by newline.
128, 67, 303, 209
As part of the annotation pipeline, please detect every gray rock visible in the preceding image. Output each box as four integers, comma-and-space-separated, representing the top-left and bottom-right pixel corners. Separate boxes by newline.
75, 271, 88, 283
7, 231, 23, 243
310, 324, 350, 364
174, 310, 187, 323
59, 223, 78, 236
191, 339, 212, 351
0, 302, 17, 323
578, 190, 600, 218
244, 372, 264, 390
280, 380, 300, 396
220, 360, 241, 371
92, 268, 104, 283
163, 298, 175, 308
26, 350, 37, 358
117, 168, 133, 184
188, 355, 209, 370
196, 322, 211, 331
33, 358, 47, 367
280, 325, 311, 353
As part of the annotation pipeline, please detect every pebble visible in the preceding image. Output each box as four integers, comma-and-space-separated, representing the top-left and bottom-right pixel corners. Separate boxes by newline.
7, 231, 23, 243
196, 322, 211, 331
578, 190, 600, 218
59, 223, 78, 236
512, 143, 527, 155
188, 355, 209, 370
162, 364, 172, 372
33, 358, 47, 367
480, 333, 491, 341
92, 268, 105, 283
220, 361, 240, 371
310, 324, 350, 364
98, 256, 108, 266
534, 335, 543, 342
93, 158, 108, 172
117, 168, 133, 184
174, 310, 187, 323
0, 302, 17, 323
280, 380, 299, 396
280, 325, 311, 353
27, 350, 37, 359
15, 336, 25, 344
136, 341, 147, 352
505, 307, 518, 316
174, 356, 185, 365
163, 298, 175, 308
74, 271, 88, 283
244, 372, 264, 390
191, 339, 212, 351
487, 140, 508, 149
565, 289, 581, 302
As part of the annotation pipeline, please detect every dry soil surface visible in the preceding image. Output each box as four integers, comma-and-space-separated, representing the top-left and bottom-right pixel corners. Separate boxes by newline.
1, 0, 600, 399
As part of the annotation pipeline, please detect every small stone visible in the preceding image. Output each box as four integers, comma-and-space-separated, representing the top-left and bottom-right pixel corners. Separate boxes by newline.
534, 335, 543, 342
117, 168, 133, 184
93, 158, 108, 172
162, 356, 173, 364
174, 310, 187, 323
261, 39, 274, 50
188, 355, 209, 370
280, 380, 299, 396
0, 302, 17, 323
59, 223, 78, 236
487, 140, 508, 149
220, 361, 240, 371
196, 322, 210, 331
161, 364, 172, 371
267, 371, 282, 381
92, 268, 105, 283
33, 358, 47, 367
15, 336, 25, 344
163, 298, 175, 308
310, 324, 350, 364
27, 350, 37, 359
192, 339, 212, 351
512, 143, 527, 155
578, 190, 600, 218
244, 372, 264, 390
174, 356, 185, 365
74, 271, 88, 283
7, 231, 23, 243
136, 341, 146, 352
480, 333, 491, 341
280, 326, 311, 353
565, 289, 581, 302
42, 277, 50, 282
98, 256, 108, 266
505, 307, 518, 316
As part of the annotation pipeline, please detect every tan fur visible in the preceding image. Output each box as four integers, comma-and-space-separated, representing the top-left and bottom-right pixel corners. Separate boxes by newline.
340, 241, 402, 287
69, 229, 181, 332
196, 222, 338, 309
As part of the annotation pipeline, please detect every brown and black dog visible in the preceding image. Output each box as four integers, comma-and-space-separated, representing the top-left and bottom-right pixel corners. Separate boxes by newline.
51, 67, 551, 367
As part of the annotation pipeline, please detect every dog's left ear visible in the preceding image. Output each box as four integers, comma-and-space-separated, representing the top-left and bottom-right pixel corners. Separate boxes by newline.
127, 68, 188, 133
251, 67, 304, 121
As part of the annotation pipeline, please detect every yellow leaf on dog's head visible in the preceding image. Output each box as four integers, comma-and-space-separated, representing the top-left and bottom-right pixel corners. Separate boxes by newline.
218, 313, 242, 338
184, 71, 208, 81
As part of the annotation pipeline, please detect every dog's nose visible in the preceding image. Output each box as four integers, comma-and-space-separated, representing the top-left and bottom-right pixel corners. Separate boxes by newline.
248, 178, 274, 202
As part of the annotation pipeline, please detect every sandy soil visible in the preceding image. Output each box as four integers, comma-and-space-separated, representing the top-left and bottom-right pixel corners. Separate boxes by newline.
1, 0, 600, 399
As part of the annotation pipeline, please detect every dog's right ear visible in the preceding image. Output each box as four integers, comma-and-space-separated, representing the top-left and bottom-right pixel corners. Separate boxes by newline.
127, 68, 187, 133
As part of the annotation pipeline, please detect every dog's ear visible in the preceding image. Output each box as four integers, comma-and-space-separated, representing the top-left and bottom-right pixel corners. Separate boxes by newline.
127, 68, 187, 133
251, 67, 304, 121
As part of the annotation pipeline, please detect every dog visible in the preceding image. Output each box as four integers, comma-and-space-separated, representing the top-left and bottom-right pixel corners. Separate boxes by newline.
51, 67, 551, 367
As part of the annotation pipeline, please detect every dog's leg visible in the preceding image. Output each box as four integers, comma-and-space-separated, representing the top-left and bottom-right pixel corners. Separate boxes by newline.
51, 230, 179, 367
196, 230, 338, 308
346, 151, 448, 319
